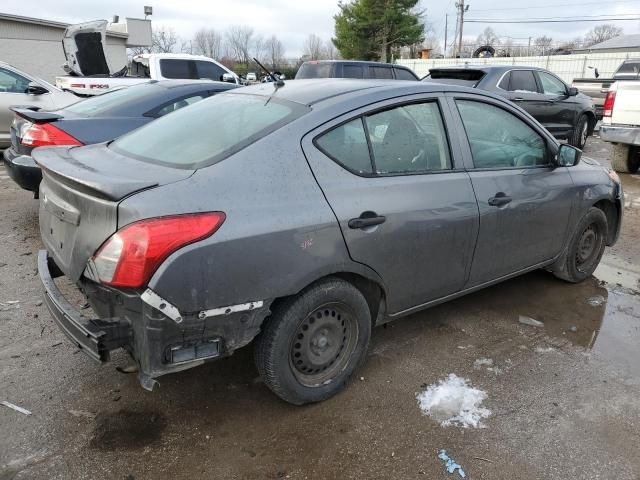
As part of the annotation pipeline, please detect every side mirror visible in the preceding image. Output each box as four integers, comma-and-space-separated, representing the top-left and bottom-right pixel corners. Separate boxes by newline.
26, 82, 48, 95
568, 87, 579, 96
556, 144, 581, 167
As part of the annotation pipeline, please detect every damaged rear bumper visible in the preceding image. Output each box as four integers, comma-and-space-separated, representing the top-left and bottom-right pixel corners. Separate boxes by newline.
38, 250, 130, 362
38, 250, 271, 390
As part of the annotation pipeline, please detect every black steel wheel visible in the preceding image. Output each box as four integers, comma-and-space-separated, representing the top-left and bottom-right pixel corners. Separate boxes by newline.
553, 207, 608, 283
254, 278, 371, 405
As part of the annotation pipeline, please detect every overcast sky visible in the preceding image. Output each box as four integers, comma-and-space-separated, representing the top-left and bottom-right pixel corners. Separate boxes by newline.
3, 0, 639, 56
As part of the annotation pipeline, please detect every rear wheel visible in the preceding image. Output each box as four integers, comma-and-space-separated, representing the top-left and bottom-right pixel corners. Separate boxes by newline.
610, 143, 640, 173
554, 207, 608, 283
254, 278, 371, 405
569, 114, 589, 149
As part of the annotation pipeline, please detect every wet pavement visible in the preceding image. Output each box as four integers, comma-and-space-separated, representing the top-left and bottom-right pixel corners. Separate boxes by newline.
0, 137, 639, 479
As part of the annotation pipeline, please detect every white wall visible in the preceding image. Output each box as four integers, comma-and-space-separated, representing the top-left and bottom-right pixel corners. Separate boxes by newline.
397, 51, 640, 83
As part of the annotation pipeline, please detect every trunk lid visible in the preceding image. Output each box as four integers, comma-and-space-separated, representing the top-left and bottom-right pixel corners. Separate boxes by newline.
35, 144, 194, 281
62, 20, 121, 76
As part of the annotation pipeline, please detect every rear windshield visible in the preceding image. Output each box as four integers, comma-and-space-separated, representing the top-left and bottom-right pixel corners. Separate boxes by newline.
423, 69, 485, 87
110, 93, 308, 169
296, 63, 333, 79
614, 62, 640, 77
64, 83, 155, 116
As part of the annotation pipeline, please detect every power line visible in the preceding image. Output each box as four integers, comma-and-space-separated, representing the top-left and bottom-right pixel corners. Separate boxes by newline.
466, 16, 640, 23
472, 0, 640, 12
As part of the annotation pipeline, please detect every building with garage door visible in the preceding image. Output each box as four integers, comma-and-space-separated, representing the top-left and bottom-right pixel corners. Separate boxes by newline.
0, 12, 151, 82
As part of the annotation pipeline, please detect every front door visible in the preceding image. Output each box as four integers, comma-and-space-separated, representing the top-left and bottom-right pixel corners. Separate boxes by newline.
302, 95, 479, 314
448, 94, 574, 286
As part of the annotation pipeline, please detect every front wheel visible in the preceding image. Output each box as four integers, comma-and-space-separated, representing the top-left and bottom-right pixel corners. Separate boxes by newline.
553, 207, 608, 283
569, 114, 589, 149
254, 278, 371, 405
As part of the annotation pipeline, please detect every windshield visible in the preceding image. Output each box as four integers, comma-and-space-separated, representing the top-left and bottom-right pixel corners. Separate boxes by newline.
111, 93, 309, 169
296, 63, 333, 79
64, 83, 155, 116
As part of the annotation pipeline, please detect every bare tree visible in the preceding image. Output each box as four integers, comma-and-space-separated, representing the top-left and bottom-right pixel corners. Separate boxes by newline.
152, 26, 178, 53
584, 24, 622, 47
534, 35, 553, 56
476, 27, 500, 47
303, 34, 324, 60
252, 35, 269, 64
265, 35, 285, 69
225, 25, 254, 64
323, 39, 339, 60
193, 28, 222, 59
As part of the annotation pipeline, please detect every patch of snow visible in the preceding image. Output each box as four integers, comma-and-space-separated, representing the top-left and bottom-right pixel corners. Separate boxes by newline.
587, 295, 605, 307
519, 315, 544, 327
416, 374, 491, 428
535, 346, 555, 353
473, 358, 493, 369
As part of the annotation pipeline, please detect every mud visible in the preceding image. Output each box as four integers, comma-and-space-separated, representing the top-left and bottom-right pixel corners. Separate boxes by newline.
0, 137, 639, 479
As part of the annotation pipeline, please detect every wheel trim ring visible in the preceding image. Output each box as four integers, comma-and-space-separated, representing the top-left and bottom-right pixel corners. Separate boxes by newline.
289, 302, 359, 387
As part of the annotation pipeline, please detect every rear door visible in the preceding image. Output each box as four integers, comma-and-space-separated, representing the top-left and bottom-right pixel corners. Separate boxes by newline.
447, 93, 574, 286
302, 94, 479, 314
497, 69, 549, 120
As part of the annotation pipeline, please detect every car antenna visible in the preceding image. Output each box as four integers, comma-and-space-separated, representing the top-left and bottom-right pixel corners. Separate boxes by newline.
253, 57, 284, 88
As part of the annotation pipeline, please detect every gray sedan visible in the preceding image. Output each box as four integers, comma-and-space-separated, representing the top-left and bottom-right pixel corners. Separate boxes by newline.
36, 79, 623, 404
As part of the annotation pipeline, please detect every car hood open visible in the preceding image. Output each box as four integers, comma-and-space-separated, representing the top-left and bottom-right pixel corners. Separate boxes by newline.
62, 20, 126, 77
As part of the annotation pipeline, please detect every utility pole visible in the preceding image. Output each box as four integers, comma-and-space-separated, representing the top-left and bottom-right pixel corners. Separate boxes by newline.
455, 1, 469, 58
444, 14, 448, 59
528, 36, 532, 56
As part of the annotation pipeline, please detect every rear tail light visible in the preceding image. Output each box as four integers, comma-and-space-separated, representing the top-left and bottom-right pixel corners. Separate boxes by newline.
603, 91, 616, 118
92, 212, 226, 288
21, 122, 83, 147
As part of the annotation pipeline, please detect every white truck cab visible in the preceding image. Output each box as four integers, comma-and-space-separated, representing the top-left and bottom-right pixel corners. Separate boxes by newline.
56, 21, 239, 96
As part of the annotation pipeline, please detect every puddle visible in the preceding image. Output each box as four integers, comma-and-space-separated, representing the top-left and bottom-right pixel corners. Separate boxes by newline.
90, 409, 167, 450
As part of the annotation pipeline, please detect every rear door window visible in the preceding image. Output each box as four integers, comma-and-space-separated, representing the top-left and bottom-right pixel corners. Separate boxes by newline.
508, 70, 539, 93
195, 61, 226, 81
370, 66, 393, 79
160, 59, 194, 79
343, 64, 364, 79
456, 100, 546, 168
394, 67, 417, 81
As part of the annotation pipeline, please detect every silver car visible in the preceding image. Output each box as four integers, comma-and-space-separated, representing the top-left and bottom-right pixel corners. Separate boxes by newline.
0, 62, 78, 148
36, 80, 623, 405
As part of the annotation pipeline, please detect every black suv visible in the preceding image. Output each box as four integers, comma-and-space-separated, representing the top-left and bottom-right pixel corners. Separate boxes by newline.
423, 65, 596, 148
295, 60, 419, 81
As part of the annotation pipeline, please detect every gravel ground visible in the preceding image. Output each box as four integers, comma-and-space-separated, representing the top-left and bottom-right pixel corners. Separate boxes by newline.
0, 136, 639, 480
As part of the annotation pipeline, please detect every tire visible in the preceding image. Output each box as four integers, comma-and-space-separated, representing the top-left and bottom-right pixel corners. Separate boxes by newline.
569, 114, 589, 149
553, 207, 608, 283
610, 144, 640, 173
254, 278, 371, 405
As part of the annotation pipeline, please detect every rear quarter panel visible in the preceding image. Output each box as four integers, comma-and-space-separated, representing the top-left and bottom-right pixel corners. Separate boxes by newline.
117, 121, 382, 313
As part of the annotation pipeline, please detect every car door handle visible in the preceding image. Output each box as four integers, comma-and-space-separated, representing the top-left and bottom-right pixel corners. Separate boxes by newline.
348, 213, 386, 229
488, 193, 512, 207
512, 97, 525, 101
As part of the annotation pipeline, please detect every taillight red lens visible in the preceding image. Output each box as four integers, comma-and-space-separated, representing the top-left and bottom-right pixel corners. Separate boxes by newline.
603, 91, 616, 118
92, 212, 226, 288
21, 123, 83, 147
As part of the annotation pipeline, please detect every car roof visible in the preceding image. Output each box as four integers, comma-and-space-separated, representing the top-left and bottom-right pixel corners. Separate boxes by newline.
229, 78, 492, 106
301, 59, 405, 67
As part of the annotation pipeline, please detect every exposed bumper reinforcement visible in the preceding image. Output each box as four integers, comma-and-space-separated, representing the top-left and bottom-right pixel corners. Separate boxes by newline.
38, 250, 131, 362
599, 125, 640, 146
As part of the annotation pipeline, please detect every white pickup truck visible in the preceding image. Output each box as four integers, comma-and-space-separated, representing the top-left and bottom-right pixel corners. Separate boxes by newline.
55, 21, 239, 96
600, 81, 640, 173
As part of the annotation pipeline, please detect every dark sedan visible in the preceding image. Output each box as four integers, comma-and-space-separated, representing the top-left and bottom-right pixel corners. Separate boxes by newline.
422, 65, 596, 148
3, 80, 238, 195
